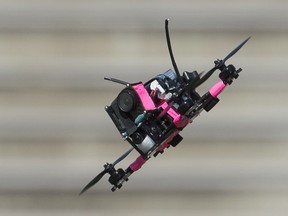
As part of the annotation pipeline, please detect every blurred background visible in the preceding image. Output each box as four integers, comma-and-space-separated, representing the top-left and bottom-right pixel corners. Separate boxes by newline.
0, 0, 287, 215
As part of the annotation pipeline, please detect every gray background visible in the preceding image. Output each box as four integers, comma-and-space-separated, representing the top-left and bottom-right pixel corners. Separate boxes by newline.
0, 0, 288, 215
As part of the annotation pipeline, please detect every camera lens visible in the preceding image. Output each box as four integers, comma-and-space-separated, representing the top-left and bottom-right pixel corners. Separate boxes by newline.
117, 90, 135, 112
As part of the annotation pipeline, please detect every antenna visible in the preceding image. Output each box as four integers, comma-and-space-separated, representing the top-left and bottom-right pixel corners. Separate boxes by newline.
104, 76, 130, 86
165, 19, 181, 78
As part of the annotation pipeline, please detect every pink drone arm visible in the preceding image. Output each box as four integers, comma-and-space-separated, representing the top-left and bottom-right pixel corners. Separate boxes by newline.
209, 81, 226, 98
129, 156, 146, 172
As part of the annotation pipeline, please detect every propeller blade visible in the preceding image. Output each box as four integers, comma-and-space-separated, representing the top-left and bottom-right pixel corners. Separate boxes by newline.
194, 66, 218, 88
193, 36, 251, 89
198, 71, 205, 77
223, 36, 251, 63
113, 147, 133, 166
79, 148, 133, 195
79, 169, 108, 195
178, 70, 204, 95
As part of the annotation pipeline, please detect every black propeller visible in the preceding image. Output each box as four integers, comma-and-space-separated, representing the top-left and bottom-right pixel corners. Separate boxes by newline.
189, 36, 251, 90
223, 36, 251, 63
79, 147, 133, 195
112, 147, 133, 166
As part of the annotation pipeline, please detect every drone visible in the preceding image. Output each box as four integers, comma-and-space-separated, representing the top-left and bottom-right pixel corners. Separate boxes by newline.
80, 19, 250, 194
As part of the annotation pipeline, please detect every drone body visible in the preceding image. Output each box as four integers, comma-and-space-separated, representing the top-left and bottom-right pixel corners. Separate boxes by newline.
80, 19, 250, 194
